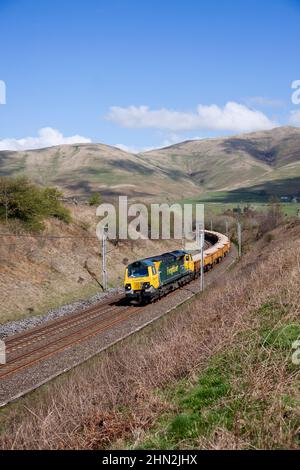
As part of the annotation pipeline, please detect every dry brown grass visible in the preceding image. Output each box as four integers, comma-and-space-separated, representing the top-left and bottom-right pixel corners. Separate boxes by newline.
0, 221, 299, 449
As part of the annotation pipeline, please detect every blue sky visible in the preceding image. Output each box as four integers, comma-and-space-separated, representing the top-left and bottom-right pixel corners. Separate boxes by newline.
0, 0, 300, 152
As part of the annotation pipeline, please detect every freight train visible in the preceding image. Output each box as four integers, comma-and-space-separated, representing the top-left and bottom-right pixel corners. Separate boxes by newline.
124, 231, 231, 304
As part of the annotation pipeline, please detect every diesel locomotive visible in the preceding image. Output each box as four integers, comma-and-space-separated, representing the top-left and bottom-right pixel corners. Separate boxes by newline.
124, 231, 231, 304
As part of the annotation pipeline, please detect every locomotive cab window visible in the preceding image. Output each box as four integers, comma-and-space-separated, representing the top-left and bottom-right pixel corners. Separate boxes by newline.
128, 265, 149, 278
151, 266, 157, 275
185, 255, 189, 261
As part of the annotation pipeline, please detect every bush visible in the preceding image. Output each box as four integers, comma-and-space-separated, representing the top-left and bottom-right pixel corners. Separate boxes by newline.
88, 193, 101, 206
0, 176, 71, 230
43, 187, 72, 224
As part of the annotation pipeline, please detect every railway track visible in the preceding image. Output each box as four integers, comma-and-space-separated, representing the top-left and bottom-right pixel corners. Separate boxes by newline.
0, 235, 232, 403
0, 295, 141, 380
6, 293, 125, 353
0, 265, 205, 382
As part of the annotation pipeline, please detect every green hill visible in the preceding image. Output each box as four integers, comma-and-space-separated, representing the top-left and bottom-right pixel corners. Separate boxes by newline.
0, 143, 200, 201
139, 126, 300, 196
0, 126, 299, 201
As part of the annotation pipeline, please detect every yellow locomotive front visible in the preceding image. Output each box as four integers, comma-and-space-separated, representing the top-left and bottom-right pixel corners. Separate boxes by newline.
124, 260, 159, 302
124, 251, 195, 303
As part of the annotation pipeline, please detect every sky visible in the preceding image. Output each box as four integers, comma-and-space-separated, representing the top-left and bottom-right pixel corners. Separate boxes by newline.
0, 0, 300, 152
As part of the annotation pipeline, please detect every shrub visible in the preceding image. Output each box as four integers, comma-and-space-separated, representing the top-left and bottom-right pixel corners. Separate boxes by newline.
43, 187, 72, 224
0, 176, 71, 230
88, 193, 101, 206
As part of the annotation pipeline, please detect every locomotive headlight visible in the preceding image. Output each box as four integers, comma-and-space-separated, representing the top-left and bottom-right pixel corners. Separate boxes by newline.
143, 282, 150, 289
125, 283, 131, 291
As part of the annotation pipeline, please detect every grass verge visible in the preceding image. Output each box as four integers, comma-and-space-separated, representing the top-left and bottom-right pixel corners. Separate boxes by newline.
133, 302, 300, 449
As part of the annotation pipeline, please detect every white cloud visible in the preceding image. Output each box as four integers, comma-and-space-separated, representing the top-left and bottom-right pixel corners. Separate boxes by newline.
162, 133, 203, 147
115, 134, 203, 154
114, 143, 137, 153
0, 127, 91, 151
114, 143, 156, 154
106, 102, 277, 133
117, 134, 197, 153
289, 109, 300, 126
161, 133, 182, 147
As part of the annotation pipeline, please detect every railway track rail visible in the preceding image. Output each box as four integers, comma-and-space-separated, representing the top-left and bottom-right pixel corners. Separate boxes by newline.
0, 297, 139, 380
0, 233, 236, 405
6, 294, 125, 352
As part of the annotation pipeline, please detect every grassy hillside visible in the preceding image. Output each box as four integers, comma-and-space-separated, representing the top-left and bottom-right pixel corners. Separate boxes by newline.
140, 136, 271, 191
0, 127, 299, 201
0, 143, 200, 201
140, 126, 300, 195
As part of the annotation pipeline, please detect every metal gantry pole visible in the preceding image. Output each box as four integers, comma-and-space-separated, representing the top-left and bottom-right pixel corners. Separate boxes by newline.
102, 231, 108, 291
196, 222, 205, 293
237, 222, 242, 258
200, 229, 205, 292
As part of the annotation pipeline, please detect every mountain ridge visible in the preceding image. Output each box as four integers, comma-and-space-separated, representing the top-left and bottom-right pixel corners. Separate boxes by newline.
0, 126, 299, 200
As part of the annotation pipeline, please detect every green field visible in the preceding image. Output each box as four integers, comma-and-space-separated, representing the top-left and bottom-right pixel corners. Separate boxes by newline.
179, 189, 300, 217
